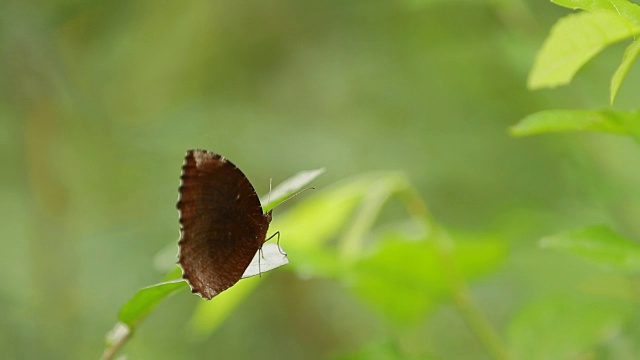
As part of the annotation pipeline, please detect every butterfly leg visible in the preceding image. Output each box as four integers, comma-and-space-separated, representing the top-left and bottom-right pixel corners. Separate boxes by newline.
265, 231, 286, 255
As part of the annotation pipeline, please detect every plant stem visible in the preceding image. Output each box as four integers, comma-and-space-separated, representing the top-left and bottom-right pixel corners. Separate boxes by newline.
100, 322, 132, 360
437, 231, 512, 360
401, 188, 512, 360
340, 180, 392, 262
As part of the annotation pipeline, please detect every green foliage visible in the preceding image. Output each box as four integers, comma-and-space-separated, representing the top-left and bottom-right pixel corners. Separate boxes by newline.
541, 225, 640, 272
511, 108, 640, 140
508, 295, 633, 360
103, 168, 512, 359
528, 0, 640, 103
273, 173, 404, 275
117, 279, 186, 328
352, 232, 506, 324
8, 1, 640, 360
611, 37, 640, 103
512, 2, 640, 359
528, 10, 640, 90
334, 340, 433, 360
102, 4, 640, 347
553, 0, 640, 18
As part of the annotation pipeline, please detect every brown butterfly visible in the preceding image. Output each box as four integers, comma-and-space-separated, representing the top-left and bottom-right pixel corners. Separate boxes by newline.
177, 149, 280, 299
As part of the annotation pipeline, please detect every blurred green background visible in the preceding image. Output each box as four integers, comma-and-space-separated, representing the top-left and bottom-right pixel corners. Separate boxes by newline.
4, 1, 640, 359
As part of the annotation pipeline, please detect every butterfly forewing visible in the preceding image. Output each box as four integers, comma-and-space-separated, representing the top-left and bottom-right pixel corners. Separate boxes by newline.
177, 150, 271, 299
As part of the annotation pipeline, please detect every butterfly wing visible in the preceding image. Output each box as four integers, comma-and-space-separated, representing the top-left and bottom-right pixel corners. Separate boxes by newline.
177, 150, 271, 299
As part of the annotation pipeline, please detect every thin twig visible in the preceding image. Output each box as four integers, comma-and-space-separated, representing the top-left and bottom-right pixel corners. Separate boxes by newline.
401, 188, 512, 360
100, 323, 132, 360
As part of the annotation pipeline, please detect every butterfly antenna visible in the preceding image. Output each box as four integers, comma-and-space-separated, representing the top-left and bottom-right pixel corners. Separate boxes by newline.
271, 187, 315, 209
267, 178, 272, 207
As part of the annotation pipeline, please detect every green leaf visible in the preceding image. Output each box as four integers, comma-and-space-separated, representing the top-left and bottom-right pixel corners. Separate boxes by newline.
272, 172, 409, 278
456, 233, 508, 277
351, 238, 442, 324
611, 37, 640, 104
552, 0, 602, 11
350, 232, 506, 324
552, 0, 640, 24
508, 295, 632, 360
334, 339, 433, 360
117, 279, 188, 327
540, 225, 640, 273
101, 268, 186, 358
261, 167, 326, 212
510, 108, 640, 141
528, 10, 640, 89
552, 0, 622, 12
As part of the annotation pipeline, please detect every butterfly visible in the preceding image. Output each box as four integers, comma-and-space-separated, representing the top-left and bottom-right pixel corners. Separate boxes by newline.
177, 149, 287, 300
